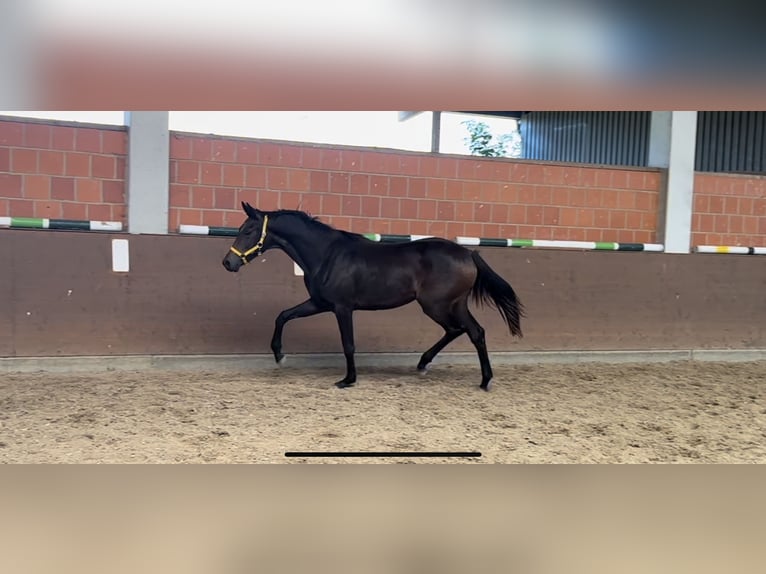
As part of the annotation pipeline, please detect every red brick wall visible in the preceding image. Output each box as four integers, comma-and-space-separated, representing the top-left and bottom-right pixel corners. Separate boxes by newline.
0, 118, 127, 223
692, 173, 766, 246
7, 118, 766, 249
169, 132, 661, 243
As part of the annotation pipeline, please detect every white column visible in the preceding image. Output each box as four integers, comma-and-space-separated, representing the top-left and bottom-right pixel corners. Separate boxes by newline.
650, 111, 697, 254
124, 112, 170, 234
431, 111, 441, 153
647, 111, 672, 169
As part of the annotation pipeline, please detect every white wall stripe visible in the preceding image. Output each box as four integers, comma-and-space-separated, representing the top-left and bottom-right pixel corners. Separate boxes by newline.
111, 239, 130, 272
0, 217, 10, 227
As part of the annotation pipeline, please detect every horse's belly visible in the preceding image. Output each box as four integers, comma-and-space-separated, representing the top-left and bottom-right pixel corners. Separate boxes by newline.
355, 272, 418, 309
356, 291, 417, 311
314, 261, 419, 310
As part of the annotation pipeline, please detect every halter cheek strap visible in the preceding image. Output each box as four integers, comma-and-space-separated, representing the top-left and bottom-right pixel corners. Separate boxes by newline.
229, 215, 269, 265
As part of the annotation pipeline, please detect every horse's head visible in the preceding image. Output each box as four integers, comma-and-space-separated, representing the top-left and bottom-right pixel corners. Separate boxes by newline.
222, 202, 270, 272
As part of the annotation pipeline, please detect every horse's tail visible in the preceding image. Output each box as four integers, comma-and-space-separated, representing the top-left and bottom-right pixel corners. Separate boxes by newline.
470, 251, 524, 337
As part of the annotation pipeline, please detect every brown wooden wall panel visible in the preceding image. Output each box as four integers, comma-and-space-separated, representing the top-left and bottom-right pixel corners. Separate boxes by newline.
0, 233, 14, 356
1, 229, 765, 357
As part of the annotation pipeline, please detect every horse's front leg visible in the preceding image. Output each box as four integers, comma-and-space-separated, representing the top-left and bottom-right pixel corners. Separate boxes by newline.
333, 308, 357, 388
271, 299, 325, 364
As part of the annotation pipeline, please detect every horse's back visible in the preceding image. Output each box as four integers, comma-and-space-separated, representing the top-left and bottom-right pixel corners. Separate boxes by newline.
351, 237, 475, 271
357, 237, 477, 299
365, 236, 471, 257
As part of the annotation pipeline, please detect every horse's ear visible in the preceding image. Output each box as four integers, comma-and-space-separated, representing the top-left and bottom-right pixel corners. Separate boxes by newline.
241, 201, 259, 219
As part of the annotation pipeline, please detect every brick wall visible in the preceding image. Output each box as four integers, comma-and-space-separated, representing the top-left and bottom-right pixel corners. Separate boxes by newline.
692, 173, 766, 246
4, 118, 766, 248
0, 118, 127, 223
169, 132, 661, 243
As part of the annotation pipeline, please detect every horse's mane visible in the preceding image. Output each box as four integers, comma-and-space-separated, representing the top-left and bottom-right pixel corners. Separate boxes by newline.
270, 209, 366, 241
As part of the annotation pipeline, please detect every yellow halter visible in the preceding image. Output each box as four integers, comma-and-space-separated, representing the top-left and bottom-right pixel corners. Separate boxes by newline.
229, 215, 269, 265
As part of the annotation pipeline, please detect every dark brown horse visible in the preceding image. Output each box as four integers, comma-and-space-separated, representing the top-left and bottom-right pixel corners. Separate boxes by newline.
222, 202, 523, 391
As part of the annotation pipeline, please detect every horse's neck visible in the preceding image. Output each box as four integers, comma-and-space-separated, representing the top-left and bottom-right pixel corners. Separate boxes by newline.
269, 216, 340, 275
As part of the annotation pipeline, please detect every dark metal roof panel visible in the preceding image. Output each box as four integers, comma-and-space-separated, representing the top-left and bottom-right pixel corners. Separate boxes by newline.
520, 111, 650, 167
520, 111, 766, 173
696, 111, 766, 173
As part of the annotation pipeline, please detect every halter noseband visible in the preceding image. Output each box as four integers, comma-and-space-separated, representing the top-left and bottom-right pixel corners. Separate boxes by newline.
229, 215, 269, 265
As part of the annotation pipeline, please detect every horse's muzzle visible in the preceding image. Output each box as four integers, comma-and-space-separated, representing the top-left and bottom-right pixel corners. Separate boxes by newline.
222, 257, 241, 272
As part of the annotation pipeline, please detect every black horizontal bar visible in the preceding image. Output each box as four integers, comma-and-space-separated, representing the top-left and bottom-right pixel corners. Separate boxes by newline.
285, 452, 481, 458
208, 226, 239, 236
48, 219, 90, 230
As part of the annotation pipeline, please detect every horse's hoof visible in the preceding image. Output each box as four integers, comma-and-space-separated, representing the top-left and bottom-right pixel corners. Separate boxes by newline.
335, 380, 356, 389
277, 355, 286, 367
480, 380, 492, 392
417, 366, 429, 377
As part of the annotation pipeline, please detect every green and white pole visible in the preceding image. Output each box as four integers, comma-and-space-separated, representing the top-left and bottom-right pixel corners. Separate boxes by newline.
455, 236, 665, 252
179, 226, 435, 242
0, 217, 122, 231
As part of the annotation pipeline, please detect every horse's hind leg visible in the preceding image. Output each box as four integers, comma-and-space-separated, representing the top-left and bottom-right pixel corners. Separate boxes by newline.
417, 301, 465, 373
417, 328, 464, 373
453, 300, 493, 391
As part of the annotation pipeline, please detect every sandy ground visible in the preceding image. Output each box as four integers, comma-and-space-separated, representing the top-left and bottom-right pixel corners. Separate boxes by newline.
1, 360, 765, 463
